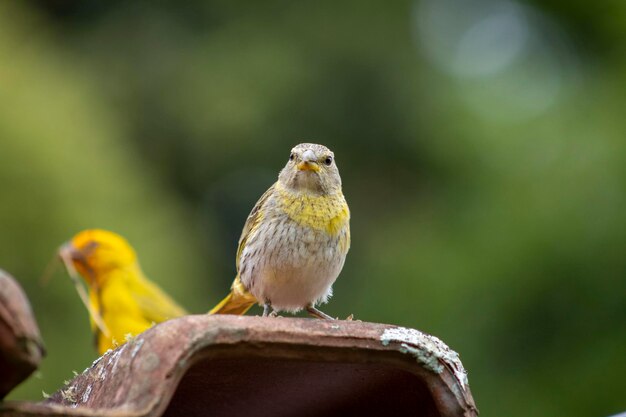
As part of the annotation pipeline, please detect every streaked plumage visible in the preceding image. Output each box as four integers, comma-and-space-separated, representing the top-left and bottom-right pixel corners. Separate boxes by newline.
210, 143, 350, 318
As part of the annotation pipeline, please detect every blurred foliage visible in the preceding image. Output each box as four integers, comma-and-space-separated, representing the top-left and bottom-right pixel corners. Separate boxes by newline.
1, 1, 625, 416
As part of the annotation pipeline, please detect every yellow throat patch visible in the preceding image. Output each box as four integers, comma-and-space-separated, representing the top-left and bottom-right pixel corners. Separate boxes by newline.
276, 183, 350, 236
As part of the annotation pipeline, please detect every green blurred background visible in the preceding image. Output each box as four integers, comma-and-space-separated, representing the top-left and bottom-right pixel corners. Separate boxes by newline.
1, 0, 625, 415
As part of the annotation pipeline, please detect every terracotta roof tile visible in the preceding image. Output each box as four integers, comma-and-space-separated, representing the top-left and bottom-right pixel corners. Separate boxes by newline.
2, 315, 478, 417
0, 270, 45, 399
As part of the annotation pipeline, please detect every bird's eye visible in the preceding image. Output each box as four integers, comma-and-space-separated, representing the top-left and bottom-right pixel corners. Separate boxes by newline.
289, 153, 295, 161
324, 156, 333, 166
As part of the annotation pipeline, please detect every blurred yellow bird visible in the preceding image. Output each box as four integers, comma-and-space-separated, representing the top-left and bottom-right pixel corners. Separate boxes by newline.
59, 229, 187, 355
210, 143, 350, 318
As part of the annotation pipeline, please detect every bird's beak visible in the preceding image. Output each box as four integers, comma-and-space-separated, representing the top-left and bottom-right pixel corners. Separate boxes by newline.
58, 242, 84, 276
58, 242, 80, 262
297, 149, 320, 172
58, 241, 95, 272
57, 241, 110, 337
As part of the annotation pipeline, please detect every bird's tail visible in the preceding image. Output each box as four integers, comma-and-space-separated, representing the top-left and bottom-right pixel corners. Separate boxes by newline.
209, 275, 257, 315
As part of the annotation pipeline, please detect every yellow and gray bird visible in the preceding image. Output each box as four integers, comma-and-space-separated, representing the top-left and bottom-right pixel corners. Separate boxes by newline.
210, 143, 350, 319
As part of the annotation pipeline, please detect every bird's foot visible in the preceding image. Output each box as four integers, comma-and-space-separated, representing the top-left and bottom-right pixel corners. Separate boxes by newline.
306, 305, 335, 320
262, 303, 272, 317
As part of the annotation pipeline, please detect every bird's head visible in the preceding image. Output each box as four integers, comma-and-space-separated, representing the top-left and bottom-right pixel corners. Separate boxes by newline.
60, 229, 137, 285
278, 143, 342, 195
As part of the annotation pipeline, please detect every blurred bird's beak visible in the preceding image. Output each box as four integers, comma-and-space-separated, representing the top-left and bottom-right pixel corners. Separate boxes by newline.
58, 242, 80, 276
59, 242, 73, 256
58, 241, 97, 279
57, 241, 111, 337
297, 149, 320, 172
59, 242, 80, 264
59, 240, 98, 264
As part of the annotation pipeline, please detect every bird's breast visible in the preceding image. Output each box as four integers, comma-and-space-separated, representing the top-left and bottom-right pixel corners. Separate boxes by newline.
239, 212, 349, 310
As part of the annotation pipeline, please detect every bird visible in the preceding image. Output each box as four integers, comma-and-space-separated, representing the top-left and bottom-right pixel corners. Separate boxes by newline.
59, 229, 187, 354
210, 143, 350, 319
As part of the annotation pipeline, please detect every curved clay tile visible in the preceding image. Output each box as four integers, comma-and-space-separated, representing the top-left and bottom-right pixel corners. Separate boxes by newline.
1, 315, 478, 417
0, 270, 45, 399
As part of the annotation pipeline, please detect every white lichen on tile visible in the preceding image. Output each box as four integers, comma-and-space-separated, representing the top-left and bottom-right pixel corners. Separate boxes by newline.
107, 344, 126, 377
130, 338, 144, 359
96, 360, 107, 381
81, 384, 92, 404
106, 348, 121, 367
90, 354, 104, 368
397, 342, 444, 373
380, 326, 469, 388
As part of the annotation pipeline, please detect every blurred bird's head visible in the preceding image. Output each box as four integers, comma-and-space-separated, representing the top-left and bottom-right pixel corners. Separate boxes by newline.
60, 229, 137, 284
278, 143, 342, 195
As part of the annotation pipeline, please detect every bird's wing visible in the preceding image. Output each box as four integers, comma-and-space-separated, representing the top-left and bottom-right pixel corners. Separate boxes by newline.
88, 289, 106, 349
236, 182, 276, 270
129, 274, 187, 324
